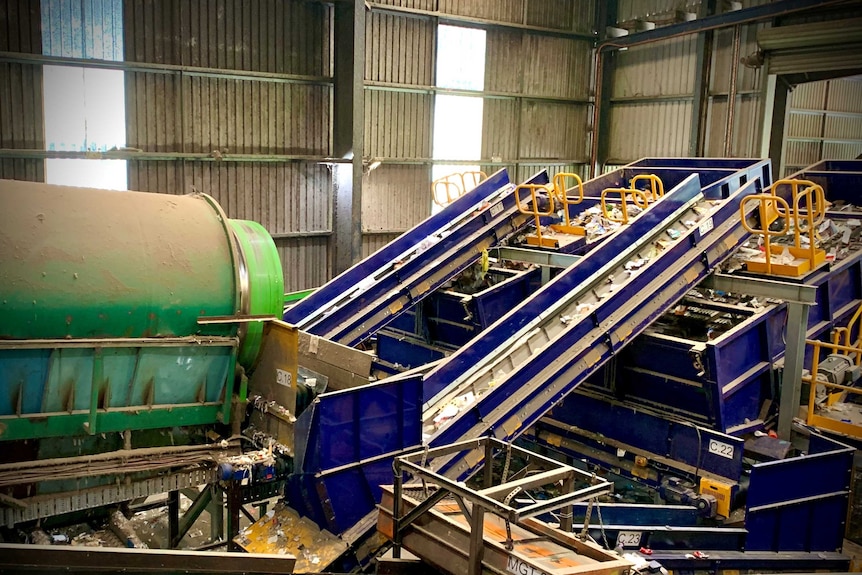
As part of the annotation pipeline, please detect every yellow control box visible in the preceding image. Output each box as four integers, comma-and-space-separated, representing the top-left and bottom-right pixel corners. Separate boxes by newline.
699, 476, 734, 518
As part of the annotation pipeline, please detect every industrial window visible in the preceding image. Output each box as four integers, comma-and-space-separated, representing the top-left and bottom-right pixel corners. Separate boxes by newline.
432, 25, 486, 209
42, 0, 126, 190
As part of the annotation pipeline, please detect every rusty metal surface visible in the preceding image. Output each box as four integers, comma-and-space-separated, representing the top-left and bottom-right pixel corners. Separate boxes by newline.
0, 543, 296, 574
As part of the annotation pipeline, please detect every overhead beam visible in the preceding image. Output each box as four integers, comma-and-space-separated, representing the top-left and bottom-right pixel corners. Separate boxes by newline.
597, 0, 847, 51
701, 273, 817, 304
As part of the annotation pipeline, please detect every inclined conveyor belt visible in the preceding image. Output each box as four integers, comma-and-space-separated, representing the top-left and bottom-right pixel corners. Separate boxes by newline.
283, 169, 547, 347
422, 174, 761, 480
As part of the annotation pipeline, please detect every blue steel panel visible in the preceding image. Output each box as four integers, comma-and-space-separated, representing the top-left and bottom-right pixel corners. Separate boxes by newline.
376, 332, 445, 370
423, 174, 705, 403
745, 439, 853, 551
284, 169, 511, 325
567, 503, 700, 526
720, 372, 768, 431
297, 375, 422, 473
0, 349, 50, 415
548, 394, 744, 481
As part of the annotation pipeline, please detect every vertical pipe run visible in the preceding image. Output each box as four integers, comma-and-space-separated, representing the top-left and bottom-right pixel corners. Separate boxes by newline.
724, 25, 741, 156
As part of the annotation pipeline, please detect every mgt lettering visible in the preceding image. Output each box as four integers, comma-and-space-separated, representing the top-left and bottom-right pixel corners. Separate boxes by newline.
506, 556, 548, 575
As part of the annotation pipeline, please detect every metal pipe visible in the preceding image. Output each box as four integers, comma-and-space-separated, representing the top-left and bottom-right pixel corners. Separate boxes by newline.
0, 441, 238, 473
724, 25, 741, 156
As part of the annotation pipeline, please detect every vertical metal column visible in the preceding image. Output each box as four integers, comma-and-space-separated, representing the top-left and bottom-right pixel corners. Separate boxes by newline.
167, 491, 180, 549
467, 504, 485, 575
778, 301, 811, 439
560, 474, 574, 533
209, 485, 224, 543
333, 0, 366, 273
225, 481, 242, 551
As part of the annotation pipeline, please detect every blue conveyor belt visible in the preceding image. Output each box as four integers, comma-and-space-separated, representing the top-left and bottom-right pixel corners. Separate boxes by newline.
423, 174, 762, 480
283, 169, 548, 347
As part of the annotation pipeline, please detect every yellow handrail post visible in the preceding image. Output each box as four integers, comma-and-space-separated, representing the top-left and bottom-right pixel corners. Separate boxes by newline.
601, 187, 649, 225
515, 183, 556, 247
551, 172, 584, 228
740, 194, 790, 276
630, 174, 665, 202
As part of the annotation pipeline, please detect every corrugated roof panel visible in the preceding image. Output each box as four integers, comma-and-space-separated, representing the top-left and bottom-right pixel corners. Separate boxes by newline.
783, 140, 820, 168
363, 233, 402, 259
519, 101, 589, 161
372, 0, 436, 9
482, 98, 518, 161
278, 236, 331, 292
786, 110, 823, 139
125, 0, 330, 75
789, 80, 827, 110
613, 36, 697, 98
822, 141, 862, 160
703, 95, 762, 158
824, 113, 862, 141
125, 73, 330, 156
485, 29, 524, 94
42, 0, 123, 60
438, 0, 523, 24
710, 22, 765, 94
127, 161, 331, 236
364, 90, 432, 159
365, 11, 434, 85
523, 35, 592, 99
363, 164, 431, 232
607, 101, 692, 163
525, 0, 574, 32
1, 0, 42, 54
827, 78, 862, 113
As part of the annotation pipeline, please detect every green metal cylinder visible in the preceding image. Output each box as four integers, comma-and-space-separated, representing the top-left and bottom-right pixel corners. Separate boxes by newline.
0, 179, 283, 369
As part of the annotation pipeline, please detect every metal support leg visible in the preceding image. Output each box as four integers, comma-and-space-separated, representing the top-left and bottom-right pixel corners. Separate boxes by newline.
560, 474, 574, 533
483, 440, 495, 489
209, 486, 224, 543
225, 481, 242, 551
167, 490, 180, 549
467, 504, 485, 575
392, 464, 403, 559
779, 301, 811, 439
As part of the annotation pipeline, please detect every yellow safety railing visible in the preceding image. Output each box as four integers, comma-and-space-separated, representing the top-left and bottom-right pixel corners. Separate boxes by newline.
547, 172, 587, 238
777, 178, 827, 263
740, 194, 790, 276
832, 301, 862, 364
630, 174, 665, 202
600, 187, 649, 225
740, 179, 827, 277
432, 171, 487, 208
804, 338, 862, 439
515, 183, 556, 248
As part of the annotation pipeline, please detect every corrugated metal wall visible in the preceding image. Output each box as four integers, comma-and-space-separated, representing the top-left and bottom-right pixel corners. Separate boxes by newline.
123, 0, 333, 292
783, 77, 862, 176
0, 0, 44, 181
361, 2, 595, 255
607, 0, 768, 164
362, 9, 434, 254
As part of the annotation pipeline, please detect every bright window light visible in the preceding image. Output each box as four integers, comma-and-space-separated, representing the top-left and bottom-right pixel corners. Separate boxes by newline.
432, 95, 484, 161
432, 24, 487, 212
42, 0, 127, 190
436, 25, 486, 91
